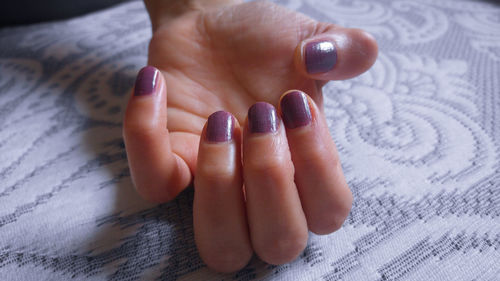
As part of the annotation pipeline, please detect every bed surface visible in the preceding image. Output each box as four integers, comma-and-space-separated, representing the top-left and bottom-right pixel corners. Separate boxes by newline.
1, 0, 499, 280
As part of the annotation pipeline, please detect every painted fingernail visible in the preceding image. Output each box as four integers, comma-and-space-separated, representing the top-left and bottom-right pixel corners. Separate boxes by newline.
280, 91, 312, 129
304, 41, 337, 74
206, 111, 234, 142
134, 66, 159, 96
248, 102, 278, 134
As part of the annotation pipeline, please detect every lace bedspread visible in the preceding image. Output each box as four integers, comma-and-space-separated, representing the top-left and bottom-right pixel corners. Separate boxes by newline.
1, 0, 499, 280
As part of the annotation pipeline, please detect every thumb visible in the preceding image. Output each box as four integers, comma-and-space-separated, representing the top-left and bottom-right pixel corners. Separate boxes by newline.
294, 23, 378, 81
123, 66, 191, 203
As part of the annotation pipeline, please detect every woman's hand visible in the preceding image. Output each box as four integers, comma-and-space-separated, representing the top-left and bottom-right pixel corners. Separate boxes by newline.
123, 0, 377, 272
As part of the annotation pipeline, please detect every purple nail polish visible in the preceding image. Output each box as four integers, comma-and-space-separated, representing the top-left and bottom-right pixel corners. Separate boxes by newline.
248, 102, 278, 133
134, 66, 159, 96
305, 41, 337, 74
280, 91, 312, 129
206, 111, 234, 142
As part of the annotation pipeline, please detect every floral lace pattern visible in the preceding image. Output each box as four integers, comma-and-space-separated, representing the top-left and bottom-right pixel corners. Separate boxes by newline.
0, 0, 499, 280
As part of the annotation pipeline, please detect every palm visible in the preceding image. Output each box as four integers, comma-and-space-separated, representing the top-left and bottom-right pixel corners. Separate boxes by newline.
148, 2, 320, 170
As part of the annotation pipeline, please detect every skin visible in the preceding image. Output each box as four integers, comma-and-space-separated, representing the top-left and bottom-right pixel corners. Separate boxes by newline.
123, 0, 378, 273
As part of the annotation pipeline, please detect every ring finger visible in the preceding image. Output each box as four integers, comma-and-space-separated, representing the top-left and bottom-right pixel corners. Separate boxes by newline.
243, 102, 308, 265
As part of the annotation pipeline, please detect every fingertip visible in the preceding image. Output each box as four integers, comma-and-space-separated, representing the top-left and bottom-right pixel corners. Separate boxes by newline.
133, 66, 161, 97
278, 89, 326, 131
197, 110, 241, 180
245, 102, 279, 135
295, 27, 378, 81
202, 110, 239, 144
124, 66, 165, 130
346, 28, 378, 75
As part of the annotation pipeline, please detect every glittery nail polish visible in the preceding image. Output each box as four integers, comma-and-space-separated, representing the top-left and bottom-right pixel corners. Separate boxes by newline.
206, 111, 234, 142
248, 102, 278, 133
280, 91, 312, 129
304, 41, 337, 74
134, 66, 159, 96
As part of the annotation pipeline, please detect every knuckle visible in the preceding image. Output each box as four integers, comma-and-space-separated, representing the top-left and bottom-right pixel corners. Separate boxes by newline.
123, 121, 158, 143
197, 162, 236, 184
314, 149, 341, 169
246, 157, 288, 176
294, 143, 340, 172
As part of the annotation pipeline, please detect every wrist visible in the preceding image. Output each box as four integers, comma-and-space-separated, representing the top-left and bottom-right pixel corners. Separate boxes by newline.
144, 0, 240, 31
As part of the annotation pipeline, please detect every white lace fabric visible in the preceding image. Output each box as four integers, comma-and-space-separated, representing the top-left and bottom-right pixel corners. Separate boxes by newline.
0, 0, 499, 280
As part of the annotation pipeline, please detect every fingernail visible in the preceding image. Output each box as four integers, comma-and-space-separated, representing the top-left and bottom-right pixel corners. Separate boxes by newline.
248, 102, 278, 134
206, 111, 234, 142
134, 66, 159, 96
304, 41, 337, 74
280, 91, 312, 129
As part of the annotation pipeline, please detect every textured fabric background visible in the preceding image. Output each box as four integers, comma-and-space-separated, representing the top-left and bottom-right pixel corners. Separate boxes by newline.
0, 0, 499, 280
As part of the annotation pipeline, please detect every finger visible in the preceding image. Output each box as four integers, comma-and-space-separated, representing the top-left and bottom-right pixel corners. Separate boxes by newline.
294, 24, 378, 81
243, 102, 308, 265
278, 90, 353, 235
123, 66, 191, 203
193, 111, 252, 273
